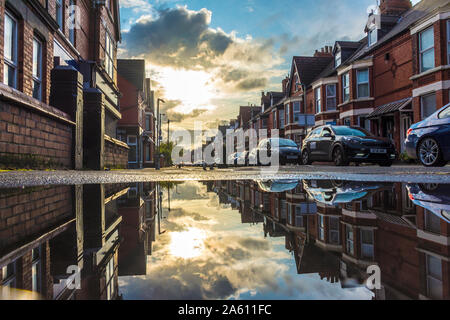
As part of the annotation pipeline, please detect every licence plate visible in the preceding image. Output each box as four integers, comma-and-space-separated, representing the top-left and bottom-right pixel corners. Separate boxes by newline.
370, 148, 387, 154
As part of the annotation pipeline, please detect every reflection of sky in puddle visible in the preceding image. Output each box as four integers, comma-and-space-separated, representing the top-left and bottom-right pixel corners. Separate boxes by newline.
119, 181, 373, 300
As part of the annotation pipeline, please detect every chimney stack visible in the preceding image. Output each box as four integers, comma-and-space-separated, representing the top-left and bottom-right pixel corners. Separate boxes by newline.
314, 46, 333, 58
379, 0, 412, 16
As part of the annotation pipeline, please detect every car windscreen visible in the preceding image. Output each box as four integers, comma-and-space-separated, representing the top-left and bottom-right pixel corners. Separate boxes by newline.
271, 139, 298, 148
332, 127, 368, 137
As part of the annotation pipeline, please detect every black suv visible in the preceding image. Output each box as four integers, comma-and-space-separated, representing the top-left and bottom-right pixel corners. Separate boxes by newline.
301, 125, 396, 167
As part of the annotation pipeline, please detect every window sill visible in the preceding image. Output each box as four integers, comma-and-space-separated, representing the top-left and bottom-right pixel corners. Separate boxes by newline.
410, 65, 450, 80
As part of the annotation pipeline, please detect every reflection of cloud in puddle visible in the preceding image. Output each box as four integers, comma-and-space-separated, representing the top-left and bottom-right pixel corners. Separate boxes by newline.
169, 228, 207, 259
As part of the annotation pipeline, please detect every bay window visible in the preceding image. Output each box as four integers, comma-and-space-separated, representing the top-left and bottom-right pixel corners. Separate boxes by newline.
279, 109, 285, 129
293, 101, 300, 122
345, 225, 354, 255
285, 104, 290, 124
419, 26, 435, 72
32, 38, 43, 100
342, 72, 350, 102
426, 254, 443, 300
421, 93, 436, 119
361, 229, 374, 260
326, 84, 336, 110
329, 217, 340, 245
315, 87, 321, 113
357, 69, 369, 98
4, 11, 18, 88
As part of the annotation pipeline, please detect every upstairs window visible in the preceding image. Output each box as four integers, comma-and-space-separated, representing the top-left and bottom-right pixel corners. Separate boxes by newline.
293, 101, 300, 122
32, 38, 43, 101
105, 32, 115, 79
56, 0, 63, 30
326, 84, 336, 111
357, 69, 370, 98
342, 72, 350, 102
335, 50, 341, 67
145, 115, 151, 131
4, 12, 18, 89
69, 0, 76, 45
315, 87, 321, 113
279, 109, 285, 129
419, 26, 435, 72
368, 28, 377, 47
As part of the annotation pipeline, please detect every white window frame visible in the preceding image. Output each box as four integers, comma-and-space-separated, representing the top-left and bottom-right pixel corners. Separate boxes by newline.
335, 50, 341, 68
105, 32, 115, 79
279, 109, 285, 129
315, 87, 321, 114
32, 38, 43, 101
318, 215, 325, 241
419, 26, 435, 73
326, 84, 337, 111
69, 0, 76, 45
285, 104, 290, 125
356, 69, 370, 99
4, 11, 18, 89
368, 28, 377, 47
56, 0, 63, 30
32, 246, 42, 293
342, 72, 350, 102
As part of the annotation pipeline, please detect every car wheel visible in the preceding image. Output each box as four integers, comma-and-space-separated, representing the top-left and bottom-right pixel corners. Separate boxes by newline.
379, 161, 393, 167
333, 147, 349, 166
418, 138, 445, 167
302, 150, 311, 165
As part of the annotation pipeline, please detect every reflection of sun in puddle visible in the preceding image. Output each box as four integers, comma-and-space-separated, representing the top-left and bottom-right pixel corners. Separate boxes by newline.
169, 228, 207, 259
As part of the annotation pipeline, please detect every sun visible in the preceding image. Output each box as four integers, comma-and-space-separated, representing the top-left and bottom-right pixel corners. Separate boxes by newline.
154, 66, 216, 114
169, 228, 207, 259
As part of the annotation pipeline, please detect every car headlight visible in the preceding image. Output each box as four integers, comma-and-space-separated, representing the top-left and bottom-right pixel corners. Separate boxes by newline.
344, 137, 360, 144
443, 210, 450, 221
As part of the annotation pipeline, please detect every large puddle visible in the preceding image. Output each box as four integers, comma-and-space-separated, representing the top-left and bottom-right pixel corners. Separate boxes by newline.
0, 180, 448, 300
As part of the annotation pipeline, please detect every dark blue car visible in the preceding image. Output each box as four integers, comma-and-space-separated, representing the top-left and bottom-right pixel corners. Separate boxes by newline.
405, 103, 450, 167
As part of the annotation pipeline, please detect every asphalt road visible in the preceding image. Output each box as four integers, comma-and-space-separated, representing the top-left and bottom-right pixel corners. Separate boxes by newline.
0, 164, 449, 188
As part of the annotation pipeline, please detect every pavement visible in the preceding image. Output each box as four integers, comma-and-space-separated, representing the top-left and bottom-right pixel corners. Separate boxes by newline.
0, 164, 449, 188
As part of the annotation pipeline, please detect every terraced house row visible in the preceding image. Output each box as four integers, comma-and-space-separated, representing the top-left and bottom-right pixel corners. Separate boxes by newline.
0, 0, 155, 170
228, 0, 450, 155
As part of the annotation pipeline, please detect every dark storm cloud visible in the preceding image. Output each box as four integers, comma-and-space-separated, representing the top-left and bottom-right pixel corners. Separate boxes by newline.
236, 78, 268, 90
122, 7, 232, 69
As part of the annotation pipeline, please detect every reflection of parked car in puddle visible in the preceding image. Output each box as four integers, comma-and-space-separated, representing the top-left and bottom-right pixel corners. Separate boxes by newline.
406, 184, 450, 223
303, 180, 383, 206
256, 180, 299, 193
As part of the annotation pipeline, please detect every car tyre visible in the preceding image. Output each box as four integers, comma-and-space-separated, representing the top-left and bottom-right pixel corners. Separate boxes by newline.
302, 150, 311, 165
333, 147, 349, 166
418, 138, 446, 167
379, 161, 393, 167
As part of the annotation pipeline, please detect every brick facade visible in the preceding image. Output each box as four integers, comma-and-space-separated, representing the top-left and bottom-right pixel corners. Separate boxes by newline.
104, 134, 129, 169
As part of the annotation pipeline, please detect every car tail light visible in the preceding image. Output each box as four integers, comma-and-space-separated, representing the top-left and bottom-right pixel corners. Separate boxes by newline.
407, 128, 413, 136
409, 193, 414, 201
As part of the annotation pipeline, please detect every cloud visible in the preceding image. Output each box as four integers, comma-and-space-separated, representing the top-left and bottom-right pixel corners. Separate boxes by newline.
168, 109, 208, 123
236, 78, 267, 91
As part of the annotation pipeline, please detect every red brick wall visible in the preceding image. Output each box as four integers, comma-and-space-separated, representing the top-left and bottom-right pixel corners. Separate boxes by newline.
117, 73, 140, 125
104, 135, 129, 169
0, 186, 73, 251
0, 96, 74, 169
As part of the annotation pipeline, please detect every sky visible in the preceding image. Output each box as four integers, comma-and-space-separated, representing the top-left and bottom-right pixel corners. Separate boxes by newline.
119, 181, 374, 300
118, 0, 422, 134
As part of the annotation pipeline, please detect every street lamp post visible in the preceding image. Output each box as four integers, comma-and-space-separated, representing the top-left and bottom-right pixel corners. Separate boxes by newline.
156, 98, 165, 170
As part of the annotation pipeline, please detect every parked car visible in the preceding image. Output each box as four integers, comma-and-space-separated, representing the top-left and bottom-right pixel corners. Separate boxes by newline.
256, 179, 299, 193
249, 138, 301, 166
406, 183, 450, 223
405, 103, 450, 167
301, 125, 396, 167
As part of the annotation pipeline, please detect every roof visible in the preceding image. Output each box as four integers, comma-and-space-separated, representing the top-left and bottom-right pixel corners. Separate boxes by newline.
348, 0, 450, 64
117, 59, 146, 91
367, 97, 412, 118
293, 56, 334, 88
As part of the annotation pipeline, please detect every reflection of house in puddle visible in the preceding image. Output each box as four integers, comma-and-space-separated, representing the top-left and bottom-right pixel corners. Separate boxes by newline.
117, 183, 157, 276
0, 183, 155, 300
210, 180, 450, 300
